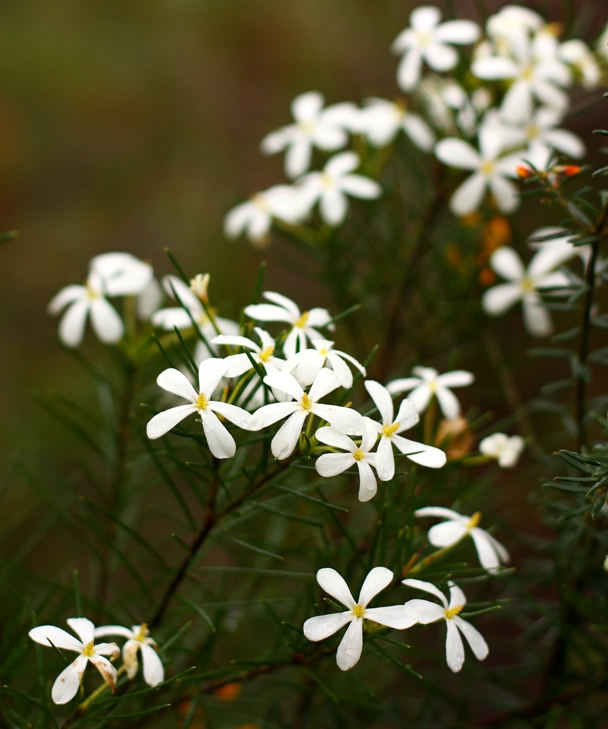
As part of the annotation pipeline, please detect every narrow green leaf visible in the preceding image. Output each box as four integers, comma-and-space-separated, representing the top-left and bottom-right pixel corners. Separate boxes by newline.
270, 483, 348, 512
176, 595, 216, 632
368, 642, 422, 679
251, 501, 324, 527
0, 229, 19, 244
591, 494, 606, 519
219, 534, 284, 561
250, 261, 267, 305
164, 247, 189, 282
1, 686, 60, 729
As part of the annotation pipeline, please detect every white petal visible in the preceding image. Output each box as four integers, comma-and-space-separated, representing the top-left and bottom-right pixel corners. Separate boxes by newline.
94, 625, 134, 640
326, 151, 360, 177
425, 42, 459, 72
448, 583, 467, 610
485, 532, 510, 564
48, 285, 86, 315
198, 358, 228, 398
490, 246, 525, 282
406, 385, 432, 414
315, 452, 355, 478
435, 20, 480, 44
29, 626, 83, 653
411, 6, 441, 31
151, 307, 195, 331
386, 377, 420, 394
90, 252, 152, 296
140, 642, 165, 687
358, 566, 393, 607
313, 404, 363, 435
292, 91, 324, 123
52, 655, 88, 705
435, 138, 480, 170
437, 370, 474, 388
402, 113, 436, 152
157, 368, 198, 403
397, 49, 423, 92
488, 176, 520, 214
395, 399, 420, 429
454, 617, 489, 661
449, 173, 487, 216
435, 386, 461, 419
375, 436, 395, 481
146, 404, 197, 439
320, 189, 348, 226
336, 619, 364, 671
361, 418, 379, 452
89, 653, 117, 688
223, 354, 254, 379
482, 283, 522, 316
543, 128, 585, 158
286, 137, 313, 179
365, 380, 394, 424
365, 604, 418, 629
402, 578, 448, 607
501, 79, 533, 124
303, 612, 352, 642
339, 175, 382, 200
446, 618, 465, 672
522, 296, 553, 337
356, 460, 378, 502
244, 303, 295, 324
315, 425, 356, 452
427, 520, 468, 547
317, 567, 356, 608
264, 371, 304, 401
271, 410, 308, 459
308, 368, 341, 401
248, 402, 299, 430
415, 506, 463, 521
392, 435, 447, 468
404, 598, 446, 623
470, 528, 501, 570
67, 618, 95, 645
472, 56, 518, 80
58, 300, 90, 348
208, 401, 251, 430
201, 409, 236, 459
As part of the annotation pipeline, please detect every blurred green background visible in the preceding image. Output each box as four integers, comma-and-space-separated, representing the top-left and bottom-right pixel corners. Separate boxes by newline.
0, 0, 606, 459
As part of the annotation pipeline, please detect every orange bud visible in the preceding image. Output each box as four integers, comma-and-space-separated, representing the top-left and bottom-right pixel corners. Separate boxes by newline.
516, 165, 534, 179
214, 682, 242, 702
478, 268, 496, 287
553, 164, 581, 178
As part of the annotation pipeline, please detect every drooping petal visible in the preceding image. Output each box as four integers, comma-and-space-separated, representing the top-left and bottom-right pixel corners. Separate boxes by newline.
315, 452, 355, 478
67, 618, 95, 645
470, 528, 501, 570
52, 654, 89, 705
271, 410, 308, 459
435, 386, 461, 419
198, 358, 228, 398
522, 295, 553, 337
358, 566, 393, 607
48, 285, 86, 315
375, 436, 395, 481
303, 612, 352, 642
140, 642, 165, 687
485, 532, 510, 564
454, 617, 489, 661
392, 435, 447, 468
29, 625, 83, 653
365, 604, 418, 629
320, 189, 348, 226
122, 639, 140, 678
365, 380, 394, 424
488, 175, 520, 214
208, 401, 251, 430
427, 520, 468, 547
402, 578, 448, 607
58, 300, 90, 348
201, 409, 237, 459
404, 598, 446, 623
361, 418, 380, 452
94, 625, 134, 640
482, 283, 522, 316
317, 568, 356, 608
449, 173, 487, 216
356, 460, 378, 502
286, 138, 313, 179
89, 653, 118, 688
397, 49, 423, 91
445, 618, 465, 672
402, 113, 436, 152
156, 368, 198, 403
147, 405, 197, 439
336, 619, 364, 671
415, 506, 463, 520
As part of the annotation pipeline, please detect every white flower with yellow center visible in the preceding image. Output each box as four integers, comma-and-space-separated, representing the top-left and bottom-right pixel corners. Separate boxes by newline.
479, 432, 525, 467
244, 291, 333, 359
260, 91, 358, 179
365, 380, 446, 480
355, 97, 436, 151
387, 366, 474, 419
402, 579, 489, 673
94, 623, 163, 687
559, 39, 601, 89
482, 244, 574, 337
212, 328, 284, 379
314, 419, 380, 502
29, 618, 120, 705
392, 6, 480, 92
248, 369, 363, 460
146, 358, 251, 459
284, 338, 365, 388
415, 506, 509, 571
299, 151, 382, 227
304, 567, 418, 671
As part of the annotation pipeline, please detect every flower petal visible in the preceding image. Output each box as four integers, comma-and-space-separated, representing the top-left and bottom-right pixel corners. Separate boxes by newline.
437, 370, 474, 388
140, 642, 165, 687
482, 283, 522, 316
446, 618, 465, 672
308, 368, 341, 402
315, 452, 355, 478
427, 520, 468, 548
244, 303, 295, 324
453, 616, 489, 660
146, 405, 197, 439
48, 285, 86, 315
522, 295, 552, 337
415, 506, 463, 520
435, 138, 480, 170
402, 578, 448, 607
358, 566, 393, 607
395, 399, 420, 429
249, 401, 299, 430
89, 653, 117, 688
489, 247, 525, 281
315, 425, 356, 452
317, 567, 356, 608
67, 618, 95, 645
93, 625, 134, 640
58, 299, 90, 348
449, 173, 487, 216
365, 604, 418, 629
365, 380, 394, 424
264, 371, 304, 401
435, 386, 461, 419
198, 358, 228, 398
470, 528, 502, 570
392, 435, 447, 468
336, 619, 364, 671
356, 460, 378, 502
156, 368, 198, 403
29, 626, 82, 653
208, 401, 251, 430
303, 612, 352, 642
406, 385, 433, 414
312, 404, 363, 435
375, 436, 395, 481
201, 409, 236, 459
271, 410, 308, 459
52, 654, 88, 704
404, 598, 446, 623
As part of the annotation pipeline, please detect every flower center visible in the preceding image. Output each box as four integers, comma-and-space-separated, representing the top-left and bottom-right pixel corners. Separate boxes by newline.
300, 393, 313, 411
467, 511, 482, 529
521, 64, 534, 81
259, 345, 275, 362
320, 173, 334, 190
527, 123, 540, 140
82, 640, 96, 657
319, 347, 328, 356
480, 160, 495, 176
86, 285, 100, 300
352, 604, 365, 619
196, 393, 209, 411
383, 421, 400, 438
353, 449, 364, 461
252, 193, 269, 212
295, 311, 310, 329
416, 31, 431, 47
444, 604, 464, 619
521, 276, 535, 293
135, 623, 148, 642
298, 120, 315, 135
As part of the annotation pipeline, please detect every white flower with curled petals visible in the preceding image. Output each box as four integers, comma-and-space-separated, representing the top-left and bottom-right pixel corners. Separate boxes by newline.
559, 40, 601, 89
435, 121, 522, 216
146, 358, 251, 458
304, 567, 418, 671
486, 6, 543, 57
212, 328, 285, 379
299, 152, 382, 227
248, 369, 363, 460
244, 291, 333, 359
89, 252, 153, 297
415, 506, 509, 571
402, 579, 489, 672
482, 245, 574, 337
365, 380, 446, 480
29, 618, 119, 705
94, 624, 163, 687
392, 6, 480, 92
479, 433, 525, 467
356, 98, 436, 151
315, 419, 380, 502
260, 91, 357, 179
284, 339, 365, 388
387, 366, 474, 419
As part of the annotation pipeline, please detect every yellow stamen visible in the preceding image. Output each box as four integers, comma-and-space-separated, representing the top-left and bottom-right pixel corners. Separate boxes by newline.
295, 311, 310, 328
353, 449, 364, 461
480, 160, 495, 176
301, 393, 313, 411
319, 347, 328, 356
135, 624, 148, 642
259, 345, 275, 362
196, 393, 209, 411
82, 640, 95, 657
383, 421, 400, 438
521, 277, 535, 294
352, 604, 365, 619
444, 605, 464, 619
467, 511, 482, 529
86, 285, 99, 301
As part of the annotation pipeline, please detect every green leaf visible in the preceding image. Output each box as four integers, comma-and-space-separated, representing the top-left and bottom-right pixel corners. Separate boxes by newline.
219, 534, 284, 561
250, 261, 267, 305
176, 595, 216, 632
1, 686, 60, 729
251, 500, 324, 528
270, 482, 348, 512
0, 229, 19, 244
591, 494, 606, 519
368, 642, 422, 679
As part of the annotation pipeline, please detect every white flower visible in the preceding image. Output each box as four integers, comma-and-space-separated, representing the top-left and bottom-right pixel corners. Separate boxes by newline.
486, 6, 544, 57
212, 328, 285, 378
387, 366, 474, 419
435, 121, 522, 216
514, 106, 585, 169
29, 618, 119, 705
137, 277, 164, 321
472, 31, 571, 123
596, 23, 608, 61
304, 567, 418, 671
482, 245, 573, 337
94, 624, 163, 687
260, 91, 357, 179
248, 369, 363, 460
299, 152, 382, 227
224, 185, 312, 245
415, 506, 509, 571
315, 420, 380, 502
356, 98, 436, 151
559, 39, 601, 89
146, 358, 251, 458
244, 291, 333, 359
89, 252, 153, 297
365, 380, 446, 480
402, 579, 489, 672
284, 338, 365, 388
392, 6, 480, 92
479, 433, 525, 467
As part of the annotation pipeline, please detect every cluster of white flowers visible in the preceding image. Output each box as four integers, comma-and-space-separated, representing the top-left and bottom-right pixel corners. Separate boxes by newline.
29, 619, 163, 704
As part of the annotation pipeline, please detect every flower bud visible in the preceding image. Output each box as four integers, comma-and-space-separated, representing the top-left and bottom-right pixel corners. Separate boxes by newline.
190, 273, 210, 304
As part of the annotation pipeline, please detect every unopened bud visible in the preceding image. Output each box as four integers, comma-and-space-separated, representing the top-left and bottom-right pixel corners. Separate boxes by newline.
190, 273, 210, 304
553, 165, 581, 178
516, 165, 534, 179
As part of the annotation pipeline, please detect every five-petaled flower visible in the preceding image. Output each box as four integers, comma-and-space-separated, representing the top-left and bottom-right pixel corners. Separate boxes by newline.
479, 433, 525, 467
29, 618, 120, 705
285, 338, 366, 388
415, 506, 509, 571
387, 366, 474, 419
402, 579, 489, 672
304, 567, 418, 671
146, 359, 251, 458
94, 623, 164, 687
